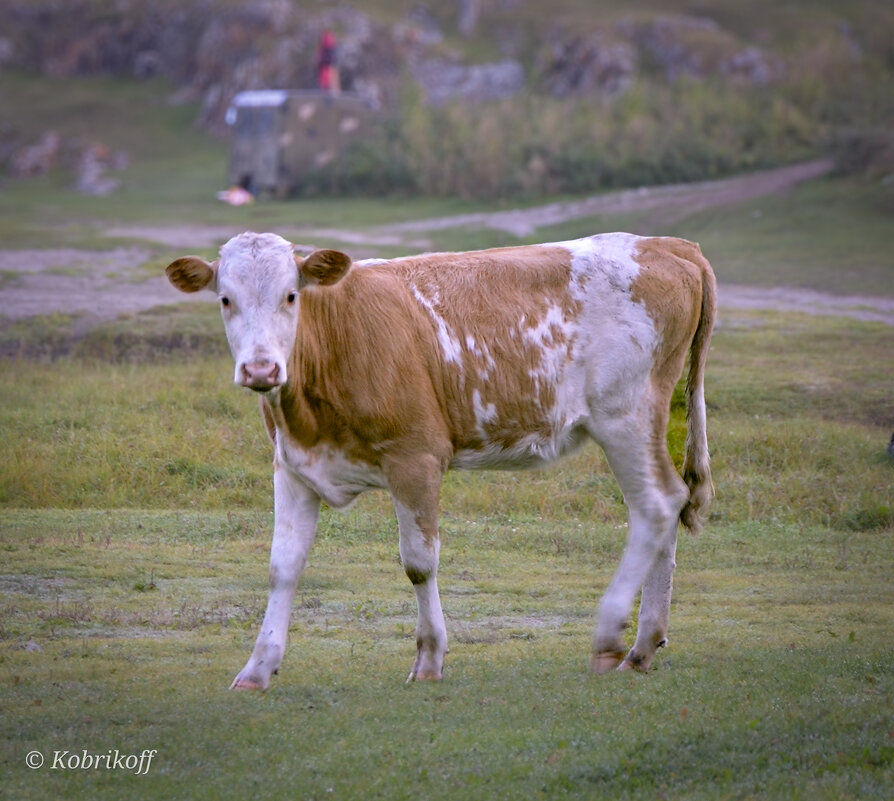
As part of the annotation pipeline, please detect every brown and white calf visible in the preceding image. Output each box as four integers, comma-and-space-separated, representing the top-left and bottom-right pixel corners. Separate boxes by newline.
165, 231, 715, 689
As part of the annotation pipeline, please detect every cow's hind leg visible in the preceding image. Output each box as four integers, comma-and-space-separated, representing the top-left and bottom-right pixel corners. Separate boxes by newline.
388, 454, 448, 682
621, 525, 678, 672
590, 412, 688, 674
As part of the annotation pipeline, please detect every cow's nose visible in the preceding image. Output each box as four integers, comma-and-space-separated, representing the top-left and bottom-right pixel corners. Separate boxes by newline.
240, 361, 281, 391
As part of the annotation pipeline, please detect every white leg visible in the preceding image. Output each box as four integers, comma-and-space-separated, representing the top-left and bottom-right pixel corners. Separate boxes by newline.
592, 506, 668, 670
626, 527, 678, 670
590, 417, 688, 673
231, 467, 321, 690
393, 497, 448, 681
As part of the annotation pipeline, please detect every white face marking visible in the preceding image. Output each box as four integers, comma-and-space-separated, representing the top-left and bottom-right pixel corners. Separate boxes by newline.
216, 233, 300, 390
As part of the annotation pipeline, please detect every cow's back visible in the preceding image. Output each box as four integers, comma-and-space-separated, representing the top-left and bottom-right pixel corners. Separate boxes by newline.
377, 236, 668, 467
293, 234, 708, 471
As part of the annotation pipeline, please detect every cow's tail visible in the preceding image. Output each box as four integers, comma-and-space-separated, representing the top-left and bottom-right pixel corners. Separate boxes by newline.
679, 248, 716, 534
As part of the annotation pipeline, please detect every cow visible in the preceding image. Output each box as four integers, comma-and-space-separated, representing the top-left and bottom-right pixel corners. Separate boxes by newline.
165, 231, 715, 689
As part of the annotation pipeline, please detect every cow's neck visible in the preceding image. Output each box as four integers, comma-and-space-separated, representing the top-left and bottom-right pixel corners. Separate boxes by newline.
258, 306, 343, 450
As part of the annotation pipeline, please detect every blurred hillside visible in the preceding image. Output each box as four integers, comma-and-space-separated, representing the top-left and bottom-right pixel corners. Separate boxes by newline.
2, 0, 893, 199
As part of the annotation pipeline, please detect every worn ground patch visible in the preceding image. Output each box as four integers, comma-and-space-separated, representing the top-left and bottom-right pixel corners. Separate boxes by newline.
0, 247, 202, 323
2, 161, 892, 328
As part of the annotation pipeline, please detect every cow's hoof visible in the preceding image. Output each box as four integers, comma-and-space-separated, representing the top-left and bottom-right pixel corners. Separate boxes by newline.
619, 651, 653, 673
230, 675, 267, 691
406, 669, 443, 684
590, 651, 626, 674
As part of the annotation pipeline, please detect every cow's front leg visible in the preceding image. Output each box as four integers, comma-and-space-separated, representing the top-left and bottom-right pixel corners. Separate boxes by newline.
396, 500, 447, 681
388, 455, 448, 681
231, 467, 321, 690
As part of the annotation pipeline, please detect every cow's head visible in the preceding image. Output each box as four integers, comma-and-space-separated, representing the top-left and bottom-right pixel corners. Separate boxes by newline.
165, 232, 351, 392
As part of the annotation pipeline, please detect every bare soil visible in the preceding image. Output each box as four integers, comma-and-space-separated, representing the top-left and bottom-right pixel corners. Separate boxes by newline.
3, 159, 892, 328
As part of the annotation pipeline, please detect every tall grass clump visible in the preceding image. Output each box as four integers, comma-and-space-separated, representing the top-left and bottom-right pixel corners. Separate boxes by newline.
306, 78, 822, 200
1, 313, 889, 534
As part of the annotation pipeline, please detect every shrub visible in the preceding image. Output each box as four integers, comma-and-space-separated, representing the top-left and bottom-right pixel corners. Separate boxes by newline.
302, 76, 836, 199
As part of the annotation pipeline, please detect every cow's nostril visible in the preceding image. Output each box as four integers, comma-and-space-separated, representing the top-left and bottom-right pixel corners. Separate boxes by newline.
241, 361, 281, 390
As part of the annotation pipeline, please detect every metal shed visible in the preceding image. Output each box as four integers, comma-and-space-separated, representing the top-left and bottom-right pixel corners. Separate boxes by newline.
225, 89, 379, 196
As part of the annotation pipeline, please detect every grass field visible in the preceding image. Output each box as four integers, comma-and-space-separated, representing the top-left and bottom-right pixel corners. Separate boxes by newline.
2, 63, 893, 801
2, 200, 893, 801
525, 176, 894, 298
2, 308, 892, 800
1, 501, 891, 800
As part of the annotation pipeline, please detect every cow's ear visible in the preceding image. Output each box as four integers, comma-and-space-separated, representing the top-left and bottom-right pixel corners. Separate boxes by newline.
297, 249, 352, 288
165, 257, 218, 293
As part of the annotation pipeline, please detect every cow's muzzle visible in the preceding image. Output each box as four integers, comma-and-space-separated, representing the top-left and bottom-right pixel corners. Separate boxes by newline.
239, 361, 282, 392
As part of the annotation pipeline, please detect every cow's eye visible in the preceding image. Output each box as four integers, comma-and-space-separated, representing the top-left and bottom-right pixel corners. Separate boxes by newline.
220, 296, 230, 308
286, 291, 297, 305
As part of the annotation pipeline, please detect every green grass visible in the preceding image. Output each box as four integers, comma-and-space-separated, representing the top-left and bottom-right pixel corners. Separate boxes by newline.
0, 72, 222, 244
1, 507, 891, 800
507, 176, 894, 298
1, 314, 891, 528
1, 312, 892, 800
2, 25, 893, 796
673, 178, 894, 296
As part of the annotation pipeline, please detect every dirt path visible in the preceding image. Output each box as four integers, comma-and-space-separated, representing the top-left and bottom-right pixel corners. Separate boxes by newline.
377, 159, 835, 237
102, 159, 834, 249
718, 284, 894, 326
4, 158, 892, 327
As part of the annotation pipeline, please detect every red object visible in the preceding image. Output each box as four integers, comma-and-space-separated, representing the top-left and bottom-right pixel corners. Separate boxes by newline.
317, 31, 338, 91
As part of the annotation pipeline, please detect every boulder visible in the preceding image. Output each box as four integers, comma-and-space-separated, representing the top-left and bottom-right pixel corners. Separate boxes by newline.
414, 58, 525, 105
538, 32, 637, 97
74, 143, 128, 196
9, 131, 61, 177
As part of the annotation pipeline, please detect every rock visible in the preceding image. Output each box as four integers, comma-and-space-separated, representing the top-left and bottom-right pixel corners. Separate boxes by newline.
618, 14, 779, 86
405, 5, 445, 46
133, 50, 162, 80
414, 58, 525, 105
74, 143, 127, 196
1, 1, 787, 131
620, 15, 732, 81
721, 45, 780, 86
9, 131, 61, 177
538, 32, 637, 97
393, 13, 444, 50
